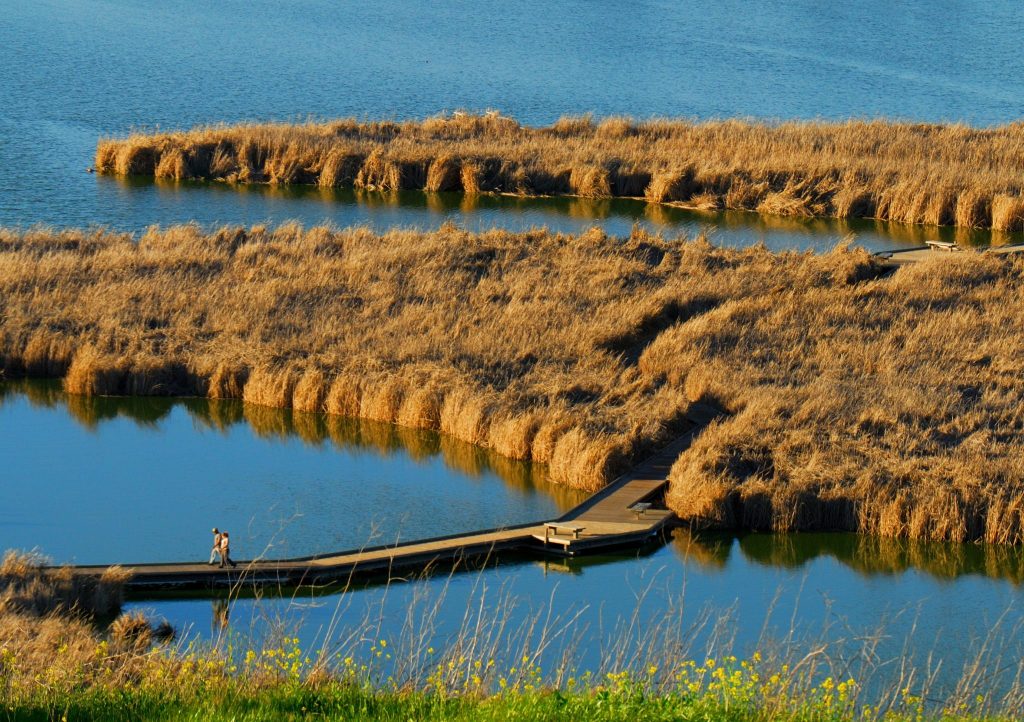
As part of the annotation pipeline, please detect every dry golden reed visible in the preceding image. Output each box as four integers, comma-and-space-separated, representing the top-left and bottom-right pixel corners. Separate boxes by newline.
3, 224, 1024, 542
0, 551, 129, 618
0, 223, 697, 492
95, 113, 1024, 230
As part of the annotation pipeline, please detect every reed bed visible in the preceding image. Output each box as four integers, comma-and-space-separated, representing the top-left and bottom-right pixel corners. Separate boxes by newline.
95, 113, 1024, 231
0, 223, 699, 491
3, 224, 1024, 542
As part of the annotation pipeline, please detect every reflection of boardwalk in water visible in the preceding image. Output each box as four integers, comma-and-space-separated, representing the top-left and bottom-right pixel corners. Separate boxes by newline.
63, 403, 722, 592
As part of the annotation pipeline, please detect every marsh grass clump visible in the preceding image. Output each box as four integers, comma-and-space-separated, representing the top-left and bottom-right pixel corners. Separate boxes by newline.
651, 252, 1024, 543
0, 551, 129, 618
96, 113, 1024, 230
2, 224, 1024, 541
109, 610, 153, 653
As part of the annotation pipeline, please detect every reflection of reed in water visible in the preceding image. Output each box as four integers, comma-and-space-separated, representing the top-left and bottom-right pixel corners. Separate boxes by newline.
644, 201, 697, 228
326, 413, 436, 458
63, 393, 174, 430
242, 404, 293, 440
1, 380, 580, 511
186, 398, 244, 432
324, 415, 364, 452
211, 598, 230, 632
394, 425, 441, 462
290, 410, 328, 447
437, 433, 582, 509
731, 532, 1024, 585
439, 433, 489, 479
2, 379, 64, 408
352, 189, 401, 210
459, 193, 480, 214
424, 192, 460, 215
353, 418, 405, 456
566, 198, 612, 220
848, 535, 1024, 584
670, 528, 732, 569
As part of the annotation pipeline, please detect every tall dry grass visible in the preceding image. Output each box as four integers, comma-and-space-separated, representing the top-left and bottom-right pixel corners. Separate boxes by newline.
0, 551, 129, 618
0, 223, 698, 491
95, 113, 1024, 230
646, 252, 1024, 544
3, 224, 1024, 541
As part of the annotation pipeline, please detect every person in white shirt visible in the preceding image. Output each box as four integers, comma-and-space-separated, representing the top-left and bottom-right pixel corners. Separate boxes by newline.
209, 528, 222, 565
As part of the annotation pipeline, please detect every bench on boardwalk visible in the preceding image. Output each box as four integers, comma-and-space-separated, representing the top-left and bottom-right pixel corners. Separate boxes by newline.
542, 522, 585, 547
629, 502, 652, 519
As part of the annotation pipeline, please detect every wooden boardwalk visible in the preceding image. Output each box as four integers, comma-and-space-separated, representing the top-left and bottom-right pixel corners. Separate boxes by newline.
66, 403, 721, 592
877, 242, 1024, 266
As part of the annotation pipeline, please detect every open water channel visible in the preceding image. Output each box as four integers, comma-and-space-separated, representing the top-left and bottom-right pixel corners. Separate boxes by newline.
3, 381, 1024, 694
3, 0, 1024, 699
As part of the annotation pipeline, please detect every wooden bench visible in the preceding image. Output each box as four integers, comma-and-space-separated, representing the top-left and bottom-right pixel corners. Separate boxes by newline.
543, 522, 584, 546
926, 240, 960, 252
629, 502, 653, 519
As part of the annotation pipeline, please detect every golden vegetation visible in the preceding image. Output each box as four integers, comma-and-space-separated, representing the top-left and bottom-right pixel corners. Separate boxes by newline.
0, 551, 180, 697
0, 550, 128, 618
6, 556, 1019, 722
3, 224, 1024, 542
96, 113, 1024, 230
0, 223, 699, 491
651, 252, 1024, 544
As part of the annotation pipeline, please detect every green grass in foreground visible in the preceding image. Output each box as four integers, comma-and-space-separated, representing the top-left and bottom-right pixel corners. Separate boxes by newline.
2, 684, 1006, 722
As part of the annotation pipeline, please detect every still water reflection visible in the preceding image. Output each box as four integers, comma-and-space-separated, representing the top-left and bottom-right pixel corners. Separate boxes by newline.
131, 527, 1024, 699
96, 175, 1022, 253
3, 379, 1023, 694
0, 380, 580, 565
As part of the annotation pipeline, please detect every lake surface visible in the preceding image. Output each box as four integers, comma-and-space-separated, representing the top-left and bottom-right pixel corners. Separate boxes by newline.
0, 381, 580, 564
135, 528, 1024, 698
2, 381, 1023, 695
4, 0, 1024, 699
3, 1, 1023, 249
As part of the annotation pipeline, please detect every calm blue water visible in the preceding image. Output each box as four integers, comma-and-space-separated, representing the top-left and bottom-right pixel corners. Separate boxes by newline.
2, 1, 1022, 248
3, 0, 1024, 695
2, 381, 1023, 694
133, 529, 1024, 697
0, 382, 579, 564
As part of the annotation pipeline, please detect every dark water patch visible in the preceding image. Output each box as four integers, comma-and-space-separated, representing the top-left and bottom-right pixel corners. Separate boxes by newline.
70, 176, 1021, 253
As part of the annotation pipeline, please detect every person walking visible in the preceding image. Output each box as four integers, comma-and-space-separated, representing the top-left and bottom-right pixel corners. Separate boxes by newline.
208, 528, 223, 565
219, 530, 237, 568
